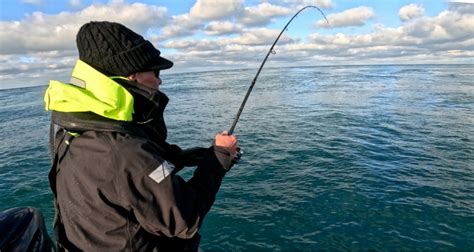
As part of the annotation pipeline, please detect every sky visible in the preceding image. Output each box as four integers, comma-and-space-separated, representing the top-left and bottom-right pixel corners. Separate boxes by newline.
0, 0, 473, 89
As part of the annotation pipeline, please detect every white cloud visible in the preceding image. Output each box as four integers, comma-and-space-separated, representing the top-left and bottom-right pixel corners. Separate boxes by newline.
165, 28, 294, 51
0, 50, 77, 88
22, 0, 42, 4
205, 21, 243, 36
315, 6, 375, 28
402, 10, 474, 43
163, 39, 222, 51
229, 28, 295, 46
447, 0, 474, 3
160, 27, 296, 72
0, 1, 169, 87
160, 14, 202, 38
448, 1, 474, 14
0, 1, 168, 55
69, 0, 82, 8
160, 1, 292, 39
280, 0, 333, 9
399, 4, 425, 21
189, 0, 244, 20
1, 0, 473, 88
161, 0, 245, 39
239, 2, 292, 26
305, 7, 474, 61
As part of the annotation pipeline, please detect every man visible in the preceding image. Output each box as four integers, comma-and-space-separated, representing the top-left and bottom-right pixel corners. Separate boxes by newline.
44, 21, 238, 251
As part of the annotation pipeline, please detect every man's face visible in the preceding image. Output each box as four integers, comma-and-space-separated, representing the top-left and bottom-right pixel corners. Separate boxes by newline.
128, 70, 161, 90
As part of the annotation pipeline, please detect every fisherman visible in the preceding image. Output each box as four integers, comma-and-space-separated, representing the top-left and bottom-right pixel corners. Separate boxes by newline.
44, 21, 238, 251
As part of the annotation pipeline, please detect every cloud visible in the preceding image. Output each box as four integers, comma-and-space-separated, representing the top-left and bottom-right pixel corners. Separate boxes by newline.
69, 0, 82, 8
279, 0, 333, 9
160, 1, 292, 39
0, 1, 169, 87
161, 27, 296, 72
402, 9, 474, 44
399, 4, 425, 21
239, 2, 292, 26
160, 14, 203, 38
0, 1, 168, 55
447, 0, 474, 3
1, 0, 473, 88
205, 21, 243, 36
165, 28, 295, 51
230, 28, 295, 46
161, 0, 245, 39
315, 6, 375, 28
0, 50, 77, 89
448, 1, 474, 14
163, 39, 222, 51
22, 0, 42, 4
305, 7, 474, 61
189, 0, 244, 20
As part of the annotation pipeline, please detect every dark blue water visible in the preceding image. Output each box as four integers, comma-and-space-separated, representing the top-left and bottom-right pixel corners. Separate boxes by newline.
1, 65, 473, 250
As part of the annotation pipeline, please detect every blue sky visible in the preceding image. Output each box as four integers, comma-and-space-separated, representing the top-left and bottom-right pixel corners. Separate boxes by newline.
0, 0, 473, 89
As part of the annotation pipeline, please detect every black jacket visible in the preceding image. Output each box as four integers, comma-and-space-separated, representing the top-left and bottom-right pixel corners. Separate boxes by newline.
48, 79, 233, 251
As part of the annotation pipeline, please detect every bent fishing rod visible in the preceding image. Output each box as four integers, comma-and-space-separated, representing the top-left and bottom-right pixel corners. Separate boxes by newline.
228, 5, 328, 135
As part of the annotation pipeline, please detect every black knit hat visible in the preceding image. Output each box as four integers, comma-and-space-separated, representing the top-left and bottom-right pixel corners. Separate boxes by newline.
76, 21, 173, 76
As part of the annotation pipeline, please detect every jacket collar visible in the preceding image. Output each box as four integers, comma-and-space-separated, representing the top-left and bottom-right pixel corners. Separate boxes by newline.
45, 60, 135, 121
46, 60, 170, 143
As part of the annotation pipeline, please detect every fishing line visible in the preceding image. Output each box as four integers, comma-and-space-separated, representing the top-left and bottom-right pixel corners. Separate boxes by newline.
228, 5, 328, 135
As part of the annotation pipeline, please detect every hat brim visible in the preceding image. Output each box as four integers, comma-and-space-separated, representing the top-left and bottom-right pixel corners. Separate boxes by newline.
149, 55, 173, 71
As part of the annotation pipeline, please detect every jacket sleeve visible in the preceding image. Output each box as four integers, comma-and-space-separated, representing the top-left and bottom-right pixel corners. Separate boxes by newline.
116, 142, 231, 239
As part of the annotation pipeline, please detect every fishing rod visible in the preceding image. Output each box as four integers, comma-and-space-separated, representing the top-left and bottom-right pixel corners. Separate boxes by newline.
228, 5, 328, 135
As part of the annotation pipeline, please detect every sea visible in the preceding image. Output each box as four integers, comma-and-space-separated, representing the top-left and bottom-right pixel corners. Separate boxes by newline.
0, 64, 473, 251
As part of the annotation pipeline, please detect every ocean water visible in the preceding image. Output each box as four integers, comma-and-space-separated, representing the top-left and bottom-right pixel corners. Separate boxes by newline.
1, 64, 473, 250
